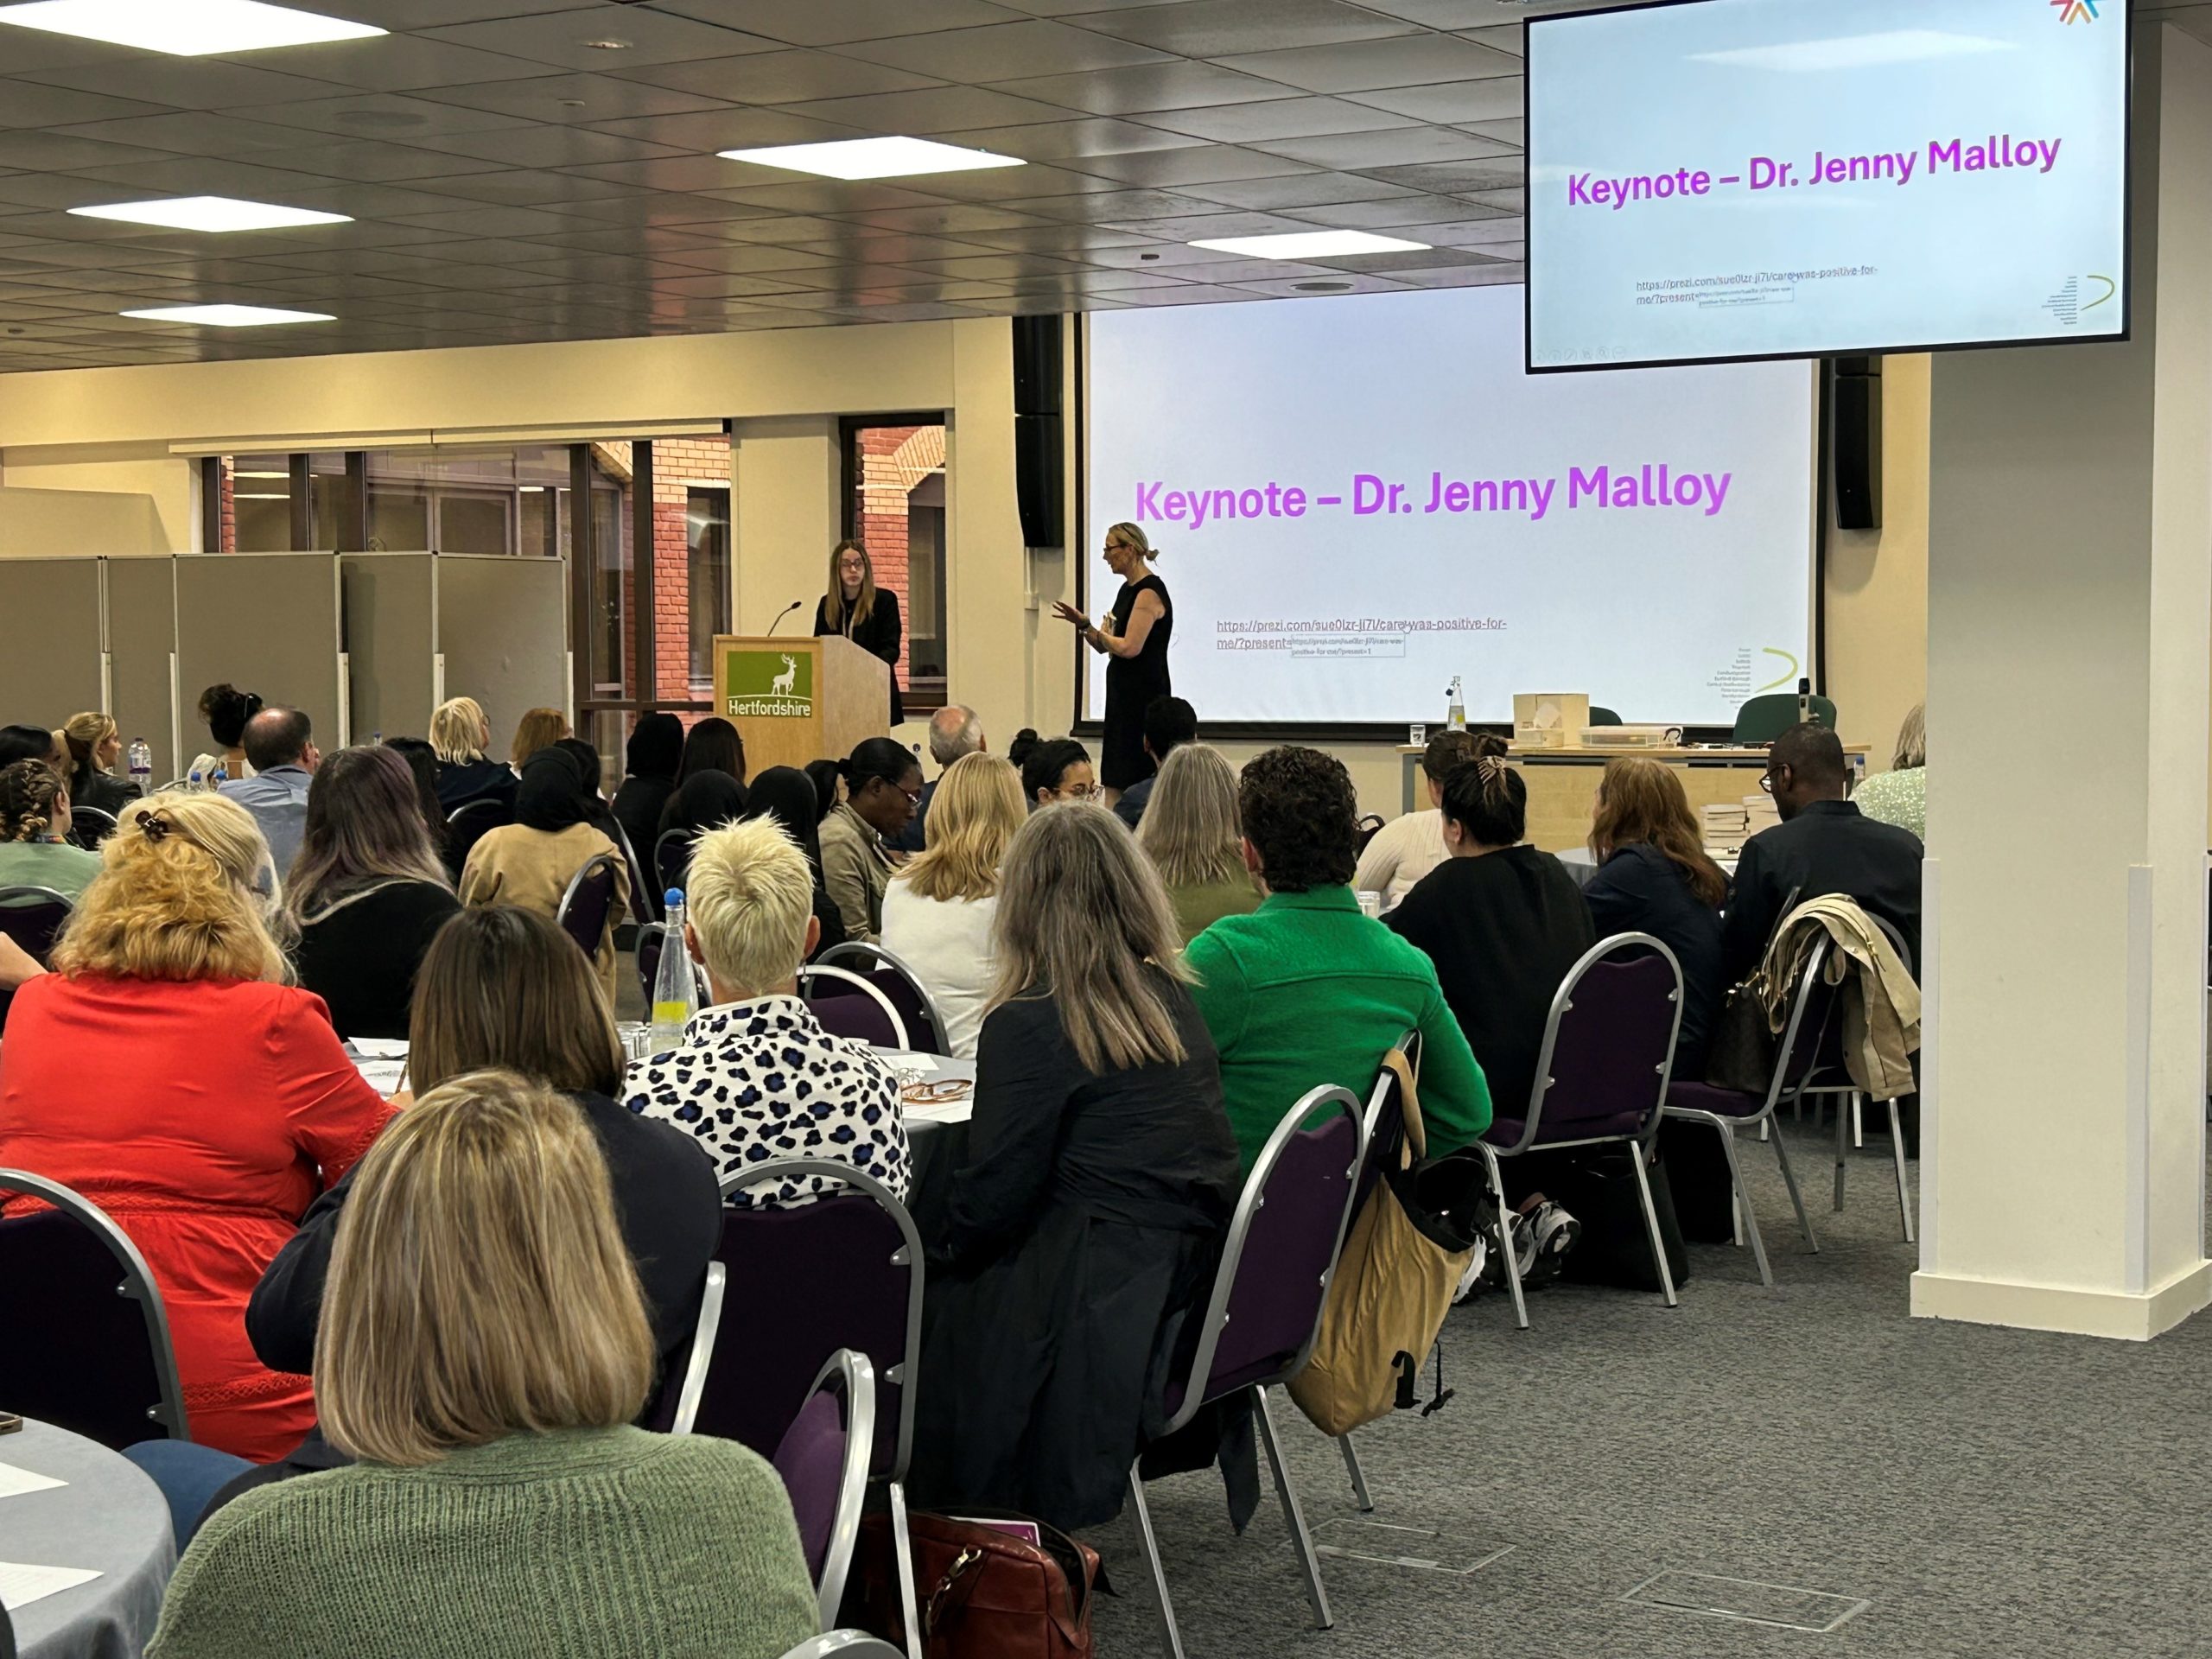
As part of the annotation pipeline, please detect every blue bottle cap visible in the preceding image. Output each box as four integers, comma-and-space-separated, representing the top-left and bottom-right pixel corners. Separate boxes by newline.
664, 887, 684, 907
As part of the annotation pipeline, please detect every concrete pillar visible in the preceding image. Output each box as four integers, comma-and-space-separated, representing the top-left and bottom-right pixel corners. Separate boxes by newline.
1914, 22, 2212, 1338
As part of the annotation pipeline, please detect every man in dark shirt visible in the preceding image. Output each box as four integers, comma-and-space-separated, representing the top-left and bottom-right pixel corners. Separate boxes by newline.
1719, 721, 1923, 982
1113, 695, 1196, 830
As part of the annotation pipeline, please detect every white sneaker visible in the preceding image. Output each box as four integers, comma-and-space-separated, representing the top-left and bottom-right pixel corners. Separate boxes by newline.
1452, 1235, 1488, 1304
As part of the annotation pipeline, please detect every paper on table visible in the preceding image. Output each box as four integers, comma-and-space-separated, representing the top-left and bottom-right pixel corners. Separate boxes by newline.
0, 1561, 101, 1611
356, 1060, 408, 1096
881, 1052, 941, 1082
0, 1463, 64, 1500
347, 1037, 410, 1059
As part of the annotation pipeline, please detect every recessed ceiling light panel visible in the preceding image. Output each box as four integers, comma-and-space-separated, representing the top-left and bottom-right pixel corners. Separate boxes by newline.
71, 196, 352, 232
718, 137, 1025, 181
0, 0, 384, 56
1189, 231, 1433, 260
122, 304, 334, 327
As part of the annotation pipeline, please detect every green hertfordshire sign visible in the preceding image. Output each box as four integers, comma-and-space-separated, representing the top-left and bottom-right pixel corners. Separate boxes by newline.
723, 647, 814, 719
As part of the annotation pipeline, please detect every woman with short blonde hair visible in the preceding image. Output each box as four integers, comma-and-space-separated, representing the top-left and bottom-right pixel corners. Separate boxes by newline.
146, 1068, 816, 1659
1135, 743, 1258, 943
882, 753, 1025, 1057
429, 696, 515, 817
0, 791, 391, 1461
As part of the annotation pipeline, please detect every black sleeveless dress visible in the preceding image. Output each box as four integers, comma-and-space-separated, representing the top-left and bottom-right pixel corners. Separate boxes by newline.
1102, 573, 1172, 791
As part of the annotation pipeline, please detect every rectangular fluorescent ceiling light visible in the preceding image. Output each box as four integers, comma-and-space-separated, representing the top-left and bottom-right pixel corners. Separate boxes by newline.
718, 137, 1024, 181
122, 304, 333, 327
71, 196, 351, 232
1188, 230, 1433, 260
0, 0, 384, 54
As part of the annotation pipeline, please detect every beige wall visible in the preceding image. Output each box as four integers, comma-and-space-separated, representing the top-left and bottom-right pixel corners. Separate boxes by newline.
0, 480, 167, 555
0, 319, 1937, 812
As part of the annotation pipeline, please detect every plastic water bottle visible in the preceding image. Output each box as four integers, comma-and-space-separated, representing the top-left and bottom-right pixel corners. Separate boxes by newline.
127, 738, 151, 798
1446, 676, 1467, 733
651, 889, 697, 1050
211, 761, 228, 786
188, 767, 203, 792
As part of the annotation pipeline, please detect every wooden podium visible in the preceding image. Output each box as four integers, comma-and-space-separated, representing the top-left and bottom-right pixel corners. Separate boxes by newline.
710, 632, 889, 776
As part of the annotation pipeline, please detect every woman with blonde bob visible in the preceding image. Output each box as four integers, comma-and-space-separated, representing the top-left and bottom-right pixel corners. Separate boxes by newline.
912, 805, 1240, 1530
1135, 742, 1258, 944
145, 1070, 817, 1659
507, 705, 570, 772
428, 695, 514, 813
0, 792, 392, 1462
880, 751, 1025, 1057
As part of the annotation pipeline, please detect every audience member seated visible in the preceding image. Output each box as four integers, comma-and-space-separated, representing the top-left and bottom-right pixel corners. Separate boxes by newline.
891, 703, 985, 855
1581, 756, 1728, 1077
61, 710, 136, 818
1135, 743, 1260, 943
284, 747, 461, 1041
1114, 695, 1196, 830
658, 770, 748, 875
508, 705, 569, 774
911, 804, 1240, 1530
1851, 702, 1927, 838
882, 752, 1024, 1058
1386, 735, 1597, 1127
148, 1070, 814, 1659
555, 736, 621, 838
1021, 736, 1096, 808
819, 737, 921, 944
803, 757, 842, 826
625, 817, 908, 1204
460, 747, 630, 1001
187, 683, 261, 785
218, 707, 319, 877
1721, 721, 1924, 983
381, 735, 448, 851
1006, 727, 1040, 774
0, 723, 62, 773
428, 696, 515, 812
677, 715, 747, 788
1187, 745, 1492, 1169
742, 766, 847, 959
0, 794, 391, 1461
1355, 728, 1480, 909
612, 711, 682, 865
0, 760, 101, 900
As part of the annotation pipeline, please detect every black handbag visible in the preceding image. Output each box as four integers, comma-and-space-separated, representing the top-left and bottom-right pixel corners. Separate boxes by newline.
1702, 882, 1802, 1094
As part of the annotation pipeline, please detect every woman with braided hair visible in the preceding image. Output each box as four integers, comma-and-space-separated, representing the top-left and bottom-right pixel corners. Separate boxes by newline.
0, 758, 100, 899
0, 791, 394, 1460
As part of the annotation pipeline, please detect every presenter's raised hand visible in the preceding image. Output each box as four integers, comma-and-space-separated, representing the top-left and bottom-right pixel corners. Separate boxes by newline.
1051, 601, 1087, 626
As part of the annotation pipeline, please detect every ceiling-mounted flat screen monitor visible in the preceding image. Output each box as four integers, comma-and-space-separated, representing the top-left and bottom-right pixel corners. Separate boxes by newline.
1526, 0, 2130, 371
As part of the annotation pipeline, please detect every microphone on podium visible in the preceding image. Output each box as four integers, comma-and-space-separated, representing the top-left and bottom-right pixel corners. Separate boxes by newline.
765, 599, 804, 637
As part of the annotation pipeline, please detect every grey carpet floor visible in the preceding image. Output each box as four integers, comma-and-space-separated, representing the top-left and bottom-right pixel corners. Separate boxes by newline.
1081, 1117, 2212, 1659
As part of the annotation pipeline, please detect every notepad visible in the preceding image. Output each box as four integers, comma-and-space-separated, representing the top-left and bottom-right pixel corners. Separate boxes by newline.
346, 1037, 410, 1060
0, 1462, 65, 1500
0, 1561, 101, 1611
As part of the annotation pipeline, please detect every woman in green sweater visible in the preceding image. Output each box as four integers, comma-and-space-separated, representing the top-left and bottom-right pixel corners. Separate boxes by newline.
147, 1069, 818, 1659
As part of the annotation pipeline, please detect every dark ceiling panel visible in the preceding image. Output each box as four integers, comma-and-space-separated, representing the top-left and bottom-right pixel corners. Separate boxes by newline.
599, 49, 944, 105
650, 0, 1033, 48
421, 8, 782, 70
401, 73, 735, 124
1214, 34, 1520, 92
1346, 78, 1523, 124
830, 19, 1173, 79
778, 84, 1086, 132
983, 61, 1293, 114
1075, 0, 1422, 57
18, 59, 357, 111
1140, 97, 1421, 143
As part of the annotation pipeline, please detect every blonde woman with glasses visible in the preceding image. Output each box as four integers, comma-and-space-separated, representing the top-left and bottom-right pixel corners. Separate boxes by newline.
0, 793, 393, 1462
1135, 742, 1259, 944
909, 804, 1239, 1531
882, 752, 1026, 1057
145, 1070, 817, 1659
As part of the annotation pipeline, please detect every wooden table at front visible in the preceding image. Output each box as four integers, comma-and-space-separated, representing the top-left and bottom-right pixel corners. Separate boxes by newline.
1395, 744, 1872, 853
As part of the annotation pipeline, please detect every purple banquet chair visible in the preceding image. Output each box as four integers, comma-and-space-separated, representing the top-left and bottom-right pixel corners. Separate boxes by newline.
1127, 1086, 1366, 1659
1473, 932, 1687, 1329
554, 850, 620, 964
798, 964, 911, 1051
814, 943, 951, 1057
774, 1349, 877, 1632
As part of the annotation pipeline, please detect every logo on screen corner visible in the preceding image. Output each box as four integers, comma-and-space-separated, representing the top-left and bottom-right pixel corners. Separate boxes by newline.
2050, 0, 2098, 23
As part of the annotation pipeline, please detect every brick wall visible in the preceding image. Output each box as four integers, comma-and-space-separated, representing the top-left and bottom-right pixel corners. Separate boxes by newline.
218, 456, 236, 553
854, 424, 946, 688
655, 435, 729, 705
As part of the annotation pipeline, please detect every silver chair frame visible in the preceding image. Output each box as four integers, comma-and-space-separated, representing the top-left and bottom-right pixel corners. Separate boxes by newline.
0, 1167, 190, 1440
611, 817, 657, 923
798, 964, 912, 1052
683, 1160, 928, 1659
1476, 932, 1685, 1329
68, 804, 118, 846
814, 941, 953, 1058
1127, 1086, 1367, 1659
1800, 911, 1916, 1243
1661, 936, 1832, 1287
779, 1635, 905, 1659
633, 919, 709, 1008
798, 1349, 878, 1634
555, 849, 622, 950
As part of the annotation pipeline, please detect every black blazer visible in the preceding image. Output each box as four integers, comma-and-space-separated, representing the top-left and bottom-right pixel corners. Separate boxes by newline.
1583, 843, 1726, 1075
293, 878, 461, 1041
1719, 798, 1923, 984
815, 588, 904, 726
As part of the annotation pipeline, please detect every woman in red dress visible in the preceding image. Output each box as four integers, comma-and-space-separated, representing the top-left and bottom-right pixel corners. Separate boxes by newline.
0, 792, 393, 1462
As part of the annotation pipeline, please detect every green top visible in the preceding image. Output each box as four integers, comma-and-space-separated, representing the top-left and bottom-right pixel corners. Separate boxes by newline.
1185, 886, 1492, 1170
1164, 874, 1262, 944
147, 1426, 819, 1659
1851, 766, 1925, 838
0, 839, 101, 903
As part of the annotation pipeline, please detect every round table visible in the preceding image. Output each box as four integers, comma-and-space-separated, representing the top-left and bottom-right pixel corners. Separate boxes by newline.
885, 1052, 975, 1243
0, 1421, 175, 1659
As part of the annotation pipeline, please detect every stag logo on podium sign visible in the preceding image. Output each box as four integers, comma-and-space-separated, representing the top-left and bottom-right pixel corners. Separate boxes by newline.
723, 647, 813, 718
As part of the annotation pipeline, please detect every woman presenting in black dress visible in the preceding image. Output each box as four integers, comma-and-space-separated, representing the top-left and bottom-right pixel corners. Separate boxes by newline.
814, 538, 904, 728
1054, 521, 1171, 801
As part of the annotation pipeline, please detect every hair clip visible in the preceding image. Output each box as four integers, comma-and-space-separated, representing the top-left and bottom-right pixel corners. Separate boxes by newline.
138, 810, 173, 843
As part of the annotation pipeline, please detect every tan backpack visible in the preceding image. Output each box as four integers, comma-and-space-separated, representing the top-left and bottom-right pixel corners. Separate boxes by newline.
1287, 1050, 1474, 1437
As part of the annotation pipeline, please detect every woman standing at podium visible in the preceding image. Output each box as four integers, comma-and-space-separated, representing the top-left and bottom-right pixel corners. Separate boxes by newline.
1054, 522, 1172, 802
815, 539, 904, 728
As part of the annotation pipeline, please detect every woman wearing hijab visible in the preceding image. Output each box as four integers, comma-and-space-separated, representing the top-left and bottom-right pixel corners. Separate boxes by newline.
742, 766, 847, 961
613, 714, 683, 865
460, 747, 630, 1001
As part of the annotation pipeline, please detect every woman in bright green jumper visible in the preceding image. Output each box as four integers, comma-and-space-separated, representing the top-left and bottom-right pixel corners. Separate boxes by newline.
147, 1069, 817, 1659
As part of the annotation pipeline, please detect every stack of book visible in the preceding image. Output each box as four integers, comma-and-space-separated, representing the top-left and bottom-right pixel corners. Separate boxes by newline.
1741, 791, 1782, 838
1702, 801, 1748, 854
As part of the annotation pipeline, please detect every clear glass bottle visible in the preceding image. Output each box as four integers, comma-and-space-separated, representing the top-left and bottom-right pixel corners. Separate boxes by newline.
1446, 676, 1467, 732
127, 737, 152, 798
651, 889, 697, 1050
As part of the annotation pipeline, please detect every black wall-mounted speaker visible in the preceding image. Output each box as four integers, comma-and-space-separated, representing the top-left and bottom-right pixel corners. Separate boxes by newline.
1013, 316, 1065, 547
1829, 355, 1883, 531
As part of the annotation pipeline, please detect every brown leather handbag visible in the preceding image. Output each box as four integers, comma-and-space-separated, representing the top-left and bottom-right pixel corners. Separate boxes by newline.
852, 1510, 1101, 1659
